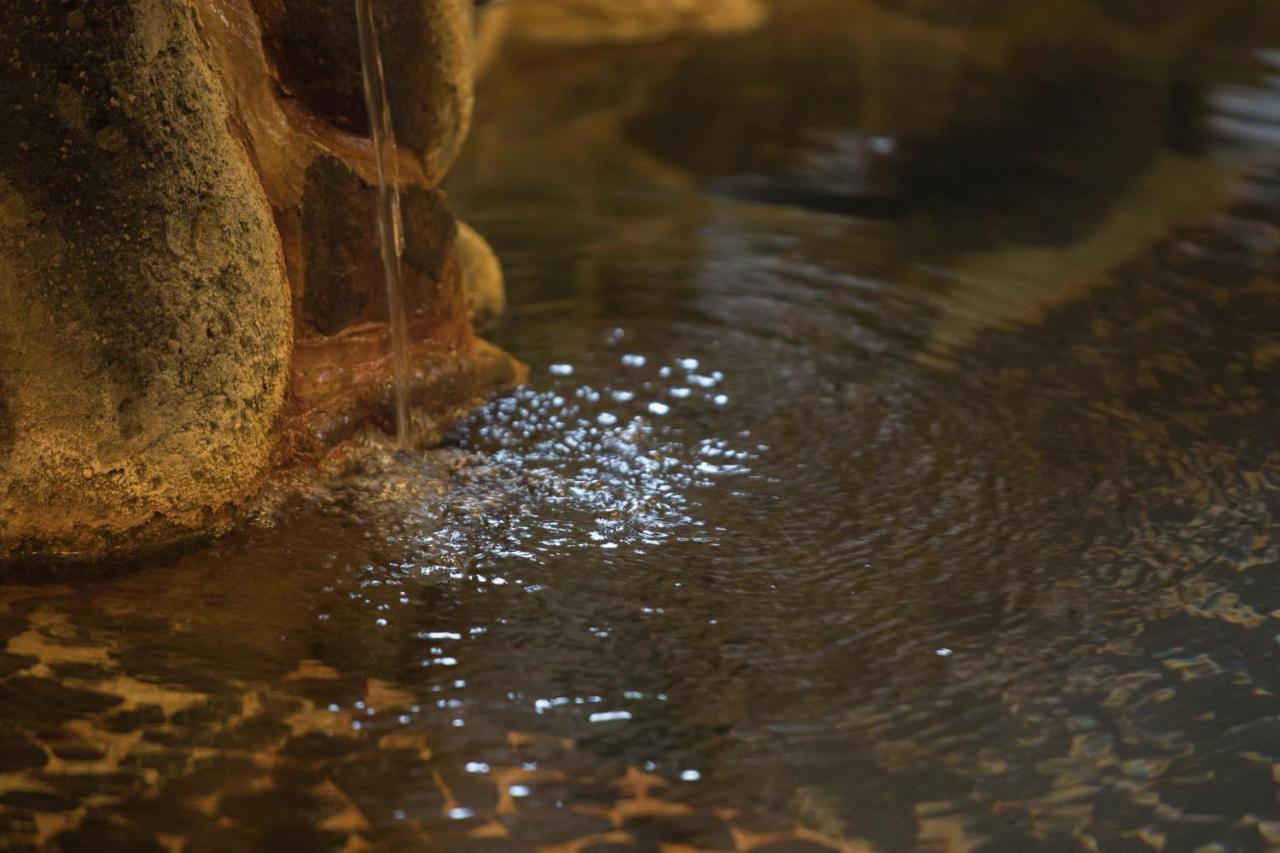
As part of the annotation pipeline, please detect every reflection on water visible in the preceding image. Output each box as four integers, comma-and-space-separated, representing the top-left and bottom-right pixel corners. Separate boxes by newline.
4, 1, 1280, 850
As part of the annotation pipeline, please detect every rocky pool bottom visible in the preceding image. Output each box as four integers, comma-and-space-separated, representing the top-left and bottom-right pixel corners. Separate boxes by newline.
1, 196, 1279, 851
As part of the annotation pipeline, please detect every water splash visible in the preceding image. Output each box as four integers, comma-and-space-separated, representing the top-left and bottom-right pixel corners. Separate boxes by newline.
356, 0, 413, 448
306, 345, 758, 580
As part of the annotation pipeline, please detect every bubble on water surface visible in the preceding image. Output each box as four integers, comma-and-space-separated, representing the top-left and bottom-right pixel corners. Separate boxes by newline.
589, 710, 633, 723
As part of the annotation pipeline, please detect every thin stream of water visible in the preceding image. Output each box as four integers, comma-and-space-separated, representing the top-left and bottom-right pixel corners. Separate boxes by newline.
355, 0, 413, 449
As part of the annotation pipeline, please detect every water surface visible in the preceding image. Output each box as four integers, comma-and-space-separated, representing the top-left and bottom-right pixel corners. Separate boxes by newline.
4, 2, 1280, 850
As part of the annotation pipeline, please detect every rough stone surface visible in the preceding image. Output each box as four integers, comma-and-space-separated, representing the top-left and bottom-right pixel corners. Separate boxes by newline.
298, 155, 458, 336
0, 1, 292, 563
251, 0, 476, 183
0, 0, 520, 566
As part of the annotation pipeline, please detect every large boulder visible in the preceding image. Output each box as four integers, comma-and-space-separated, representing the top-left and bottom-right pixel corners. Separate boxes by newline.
0, 0, 521, 566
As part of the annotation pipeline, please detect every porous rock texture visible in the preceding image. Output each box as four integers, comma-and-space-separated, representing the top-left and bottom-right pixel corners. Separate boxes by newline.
0, 0, 522, 566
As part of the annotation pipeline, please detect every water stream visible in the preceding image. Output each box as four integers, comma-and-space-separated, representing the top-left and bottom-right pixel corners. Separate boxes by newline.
355, 0, 413, 449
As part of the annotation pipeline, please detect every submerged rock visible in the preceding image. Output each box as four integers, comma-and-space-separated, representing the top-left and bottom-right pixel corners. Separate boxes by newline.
0, 1, 523, 566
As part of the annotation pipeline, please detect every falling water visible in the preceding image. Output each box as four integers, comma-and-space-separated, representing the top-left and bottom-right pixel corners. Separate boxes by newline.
355, 0, 413, 449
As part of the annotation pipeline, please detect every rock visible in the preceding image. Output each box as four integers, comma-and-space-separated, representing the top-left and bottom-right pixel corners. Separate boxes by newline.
0, 728, 47, 773
456, 221, 506, 332
251, 0, 476, 184
0, 676, 123, 722
0, 1, 293, 564
0, 789, 81, 813
0, 0, 522, 567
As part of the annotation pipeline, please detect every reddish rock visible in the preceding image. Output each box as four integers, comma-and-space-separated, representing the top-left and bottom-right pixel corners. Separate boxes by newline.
0, 0, 521, 566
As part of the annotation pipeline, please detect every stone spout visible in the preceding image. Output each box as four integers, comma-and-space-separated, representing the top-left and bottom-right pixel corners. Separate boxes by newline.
0, 1, 523, 565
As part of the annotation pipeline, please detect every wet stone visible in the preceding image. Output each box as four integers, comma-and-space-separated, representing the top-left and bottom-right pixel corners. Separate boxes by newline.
0, 613, 29, 644
1155, 756, 1277, 815
50, 814, 167, 853
201, 715, 291, 751
0, 651, 37, 677
120, 747, 194, 777
430, 769, 500, 812
332, 754, 447, 822
103, 703, 167, 732
168, 695, 244, 729
0, 809, 36, 835
139, 728, 212, 750
509, 736, 578, 766
1219, 716, 1280, 754
1151, 831, 1212, 853
0, 789, 80, 812
139, 729, 181, 747
185, 826, 277, 853
621, 812, 736, 848
971, 828, 1047, 853
970, 808, 1039, 845
502, 810, 616, 845
258, 692, 307, 719
427, 836, 526, 853
995, 830, 1092, 853
49, 662, 114, 681
107, 799, 211, 836
45, 771, 145, 799
746, 840, 841, 853
110, 652, 227, 696
218, 788, 344, 828
517, 778, 619, 812
0, 676, 123, 721
284, 677, 370, 710
188, 824, 346, 853
1084, 827, 1194, 853
582, 841, 659, 853
270, 761, 331, 792
0, 729, 47, 772
161, 755, 262, 797
50, 743, 107, 762
374, 827, 451, 853
559, 753, 628, 782
281, 732, 362, 760
732, 810, 796, 835
0, 836, 38, 853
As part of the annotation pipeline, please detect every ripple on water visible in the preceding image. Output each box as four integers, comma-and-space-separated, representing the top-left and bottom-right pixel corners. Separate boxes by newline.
7, 7, 1280, 849
408, 344, 759, 567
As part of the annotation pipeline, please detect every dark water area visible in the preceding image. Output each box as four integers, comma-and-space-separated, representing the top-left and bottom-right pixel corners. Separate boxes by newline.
5, 1, 1280, 850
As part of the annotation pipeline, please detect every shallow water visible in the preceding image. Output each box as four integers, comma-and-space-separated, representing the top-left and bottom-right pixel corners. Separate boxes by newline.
5, 2, 1280, 850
